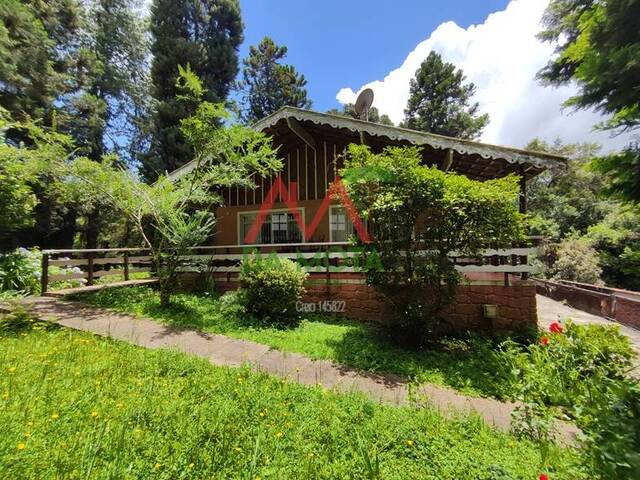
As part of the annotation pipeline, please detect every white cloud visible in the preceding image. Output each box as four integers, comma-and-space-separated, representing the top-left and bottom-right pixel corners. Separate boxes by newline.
336, 0, 632, 152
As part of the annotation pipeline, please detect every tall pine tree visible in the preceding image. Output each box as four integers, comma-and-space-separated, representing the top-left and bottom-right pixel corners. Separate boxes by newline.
141, 0, 243, 181
57, 0, 150, 248
0, 0, 81, 125
403, 52, 488, 139
239, 37, 311, 123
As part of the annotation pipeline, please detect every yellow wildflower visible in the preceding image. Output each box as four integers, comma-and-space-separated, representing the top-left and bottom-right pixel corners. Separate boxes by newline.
406, 440, 414, 447
116, 402, 125, 408
24, 432, 31, 438
188, 463, 194, 469
234, 447, 242, 452
1, 393, 8, 400
51, 413, 59, 420
275, 432, 283, 438
8, 366, 16, 374
90, 411, 99, 419
17, 443, 25, 450
154, 463, 161, 470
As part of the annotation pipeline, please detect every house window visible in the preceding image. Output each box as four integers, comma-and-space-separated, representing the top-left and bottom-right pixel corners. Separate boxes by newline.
329, 206, 356, 242
239, 210, 303, 245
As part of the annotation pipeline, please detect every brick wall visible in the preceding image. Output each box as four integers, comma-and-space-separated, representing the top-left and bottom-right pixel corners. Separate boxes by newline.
304, 281, 536, 332
180, 272, 537, 333
535, 278, 640, 330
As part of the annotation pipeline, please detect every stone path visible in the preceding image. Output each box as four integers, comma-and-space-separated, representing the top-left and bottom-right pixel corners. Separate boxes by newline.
537, 294, 640, 359
4, 296, 578, 444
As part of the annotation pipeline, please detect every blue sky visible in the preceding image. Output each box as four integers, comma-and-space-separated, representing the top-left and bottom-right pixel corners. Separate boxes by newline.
237, 0, 632, 152
239, 0, 510, 113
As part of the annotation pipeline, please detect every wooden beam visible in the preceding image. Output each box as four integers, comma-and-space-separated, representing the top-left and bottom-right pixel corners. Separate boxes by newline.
286, 117, 316, 150
441, 148, 454, 171
519, 168, 527, 214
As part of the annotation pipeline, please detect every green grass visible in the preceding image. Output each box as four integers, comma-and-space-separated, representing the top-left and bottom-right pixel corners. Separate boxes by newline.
71, 286, 522, 400
0, 315, 584, 479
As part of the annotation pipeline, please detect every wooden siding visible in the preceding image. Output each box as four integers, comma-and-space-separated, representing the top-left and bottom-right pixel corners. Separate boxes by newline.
219, 139, 348, 208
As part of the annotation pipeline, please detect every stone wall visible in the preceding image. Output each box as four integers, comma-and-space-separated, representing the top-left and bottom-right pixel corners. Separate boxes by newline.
180, 272, 538, 333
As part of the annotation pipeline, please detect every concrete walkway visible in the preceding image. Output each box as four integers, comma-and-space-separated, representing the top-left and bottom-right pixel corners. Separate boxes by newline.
537, 294, 640, 358
7, 296, 579, 443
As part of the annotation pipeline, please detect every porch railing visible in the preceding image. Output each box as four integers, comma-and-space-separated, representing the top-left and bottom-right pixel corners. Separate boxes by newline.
41, 243, 538, 293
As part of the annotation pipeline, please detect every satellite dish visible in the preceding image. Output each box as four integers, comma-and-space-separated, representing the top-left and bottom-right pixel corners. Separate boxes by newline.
354, 88, 374, 121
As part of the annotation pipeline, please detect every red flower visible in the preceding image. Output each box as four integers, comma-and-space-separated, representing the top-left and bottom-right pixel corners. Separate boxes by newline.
540, 336, 549, 346
549, 322, 563, 334
539, 475, 549, 480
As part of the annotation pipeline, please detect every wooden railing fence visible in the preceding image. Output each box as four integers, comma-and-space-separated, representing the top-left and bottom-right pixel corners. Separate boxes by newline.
41, 243, 537, 293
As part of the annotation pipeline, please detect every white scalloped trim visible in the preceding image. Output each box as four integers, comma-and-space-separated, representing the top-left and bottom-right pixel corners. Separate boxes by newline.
254, 108, 565, 170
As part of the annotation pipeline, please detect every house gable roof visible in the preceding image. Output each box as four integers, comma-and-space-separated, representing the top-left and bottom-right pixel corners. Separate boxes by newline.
254, 107, 566, 171
168, 106, 566, 180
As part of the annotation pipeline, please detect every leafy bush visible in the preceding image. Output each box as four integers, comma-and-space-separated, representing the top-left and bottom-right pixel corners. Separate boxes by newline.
503, 320, 638, 479
239, 255, 308, 322
536, 237, 603, 285
505, 321, 634, 411
580, 379, 640, 479
340, 144, 524, 346
0, 248, 41, 294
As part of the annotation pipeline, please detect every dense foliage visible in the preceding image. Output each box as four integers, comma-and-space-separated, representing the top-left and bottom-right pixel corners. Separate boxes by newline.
0, 0, 81, 123
141, 0, 244, 181
403, 51, 489, 139
538, 0, 640, 202
341, 145, 524, 345
0, 108, 76, 249
505, 321, 639, 479
239, 255, 308, 323
239, 37, 311, 123
0, 249, 40, 295
526, 138, 640, 290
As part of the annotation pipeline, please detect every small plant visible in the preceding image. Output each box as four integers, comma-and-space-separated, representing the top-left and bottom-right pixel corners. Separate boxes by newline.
510, 321, 634, 411
239, 254, 308, 323
0, 248, 41, 294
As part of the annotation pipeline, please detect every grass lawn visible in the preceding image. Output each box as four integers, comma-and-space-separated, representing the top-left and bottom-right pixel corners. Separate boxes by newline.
71, 286, 522, 400
0, 315, 583, 479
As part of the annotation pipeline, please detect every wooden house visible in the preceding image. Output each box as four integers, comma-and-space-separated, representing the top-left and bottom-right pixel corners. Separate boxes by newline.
171, 107, 566, 331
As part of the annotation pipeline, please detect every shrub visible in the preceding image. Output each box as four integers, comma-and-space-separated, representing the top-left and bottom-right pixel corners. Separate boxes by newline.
0, 248, 41, 294
340, 144, 524, 346
581, 379, 640, 479
506, 321, 634, 411
548, 237, 603, 285
502, 320, 639, 479
239, 255, 308, 322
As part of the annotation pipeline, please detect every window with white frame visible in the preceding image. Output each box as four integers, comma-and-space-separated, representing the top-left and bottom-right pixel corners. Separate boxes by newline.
329, 206, 356, 242
239, 210, 303, 245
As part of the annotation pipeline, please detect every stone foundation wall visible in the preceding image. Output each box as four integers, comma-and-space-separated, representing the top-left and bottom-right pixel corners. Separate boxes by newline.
180, 271, 537, 333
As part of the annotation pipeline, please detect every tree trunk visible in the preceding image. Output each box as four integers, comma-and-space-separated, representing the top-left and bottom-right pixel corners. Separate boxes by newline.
159, 284, 171, 307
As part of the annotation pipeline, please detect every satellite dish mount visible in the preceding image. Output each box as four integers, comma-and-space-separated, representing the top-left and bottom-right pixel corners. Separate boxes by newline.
354, 88, 374, 121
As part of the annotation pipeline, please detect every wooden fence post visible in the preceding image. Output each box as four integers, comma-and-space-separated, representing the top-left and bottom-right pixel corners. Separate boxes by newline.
87, 253, 94, 286
41, 253, 49, 294
123, 251, 130, 281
